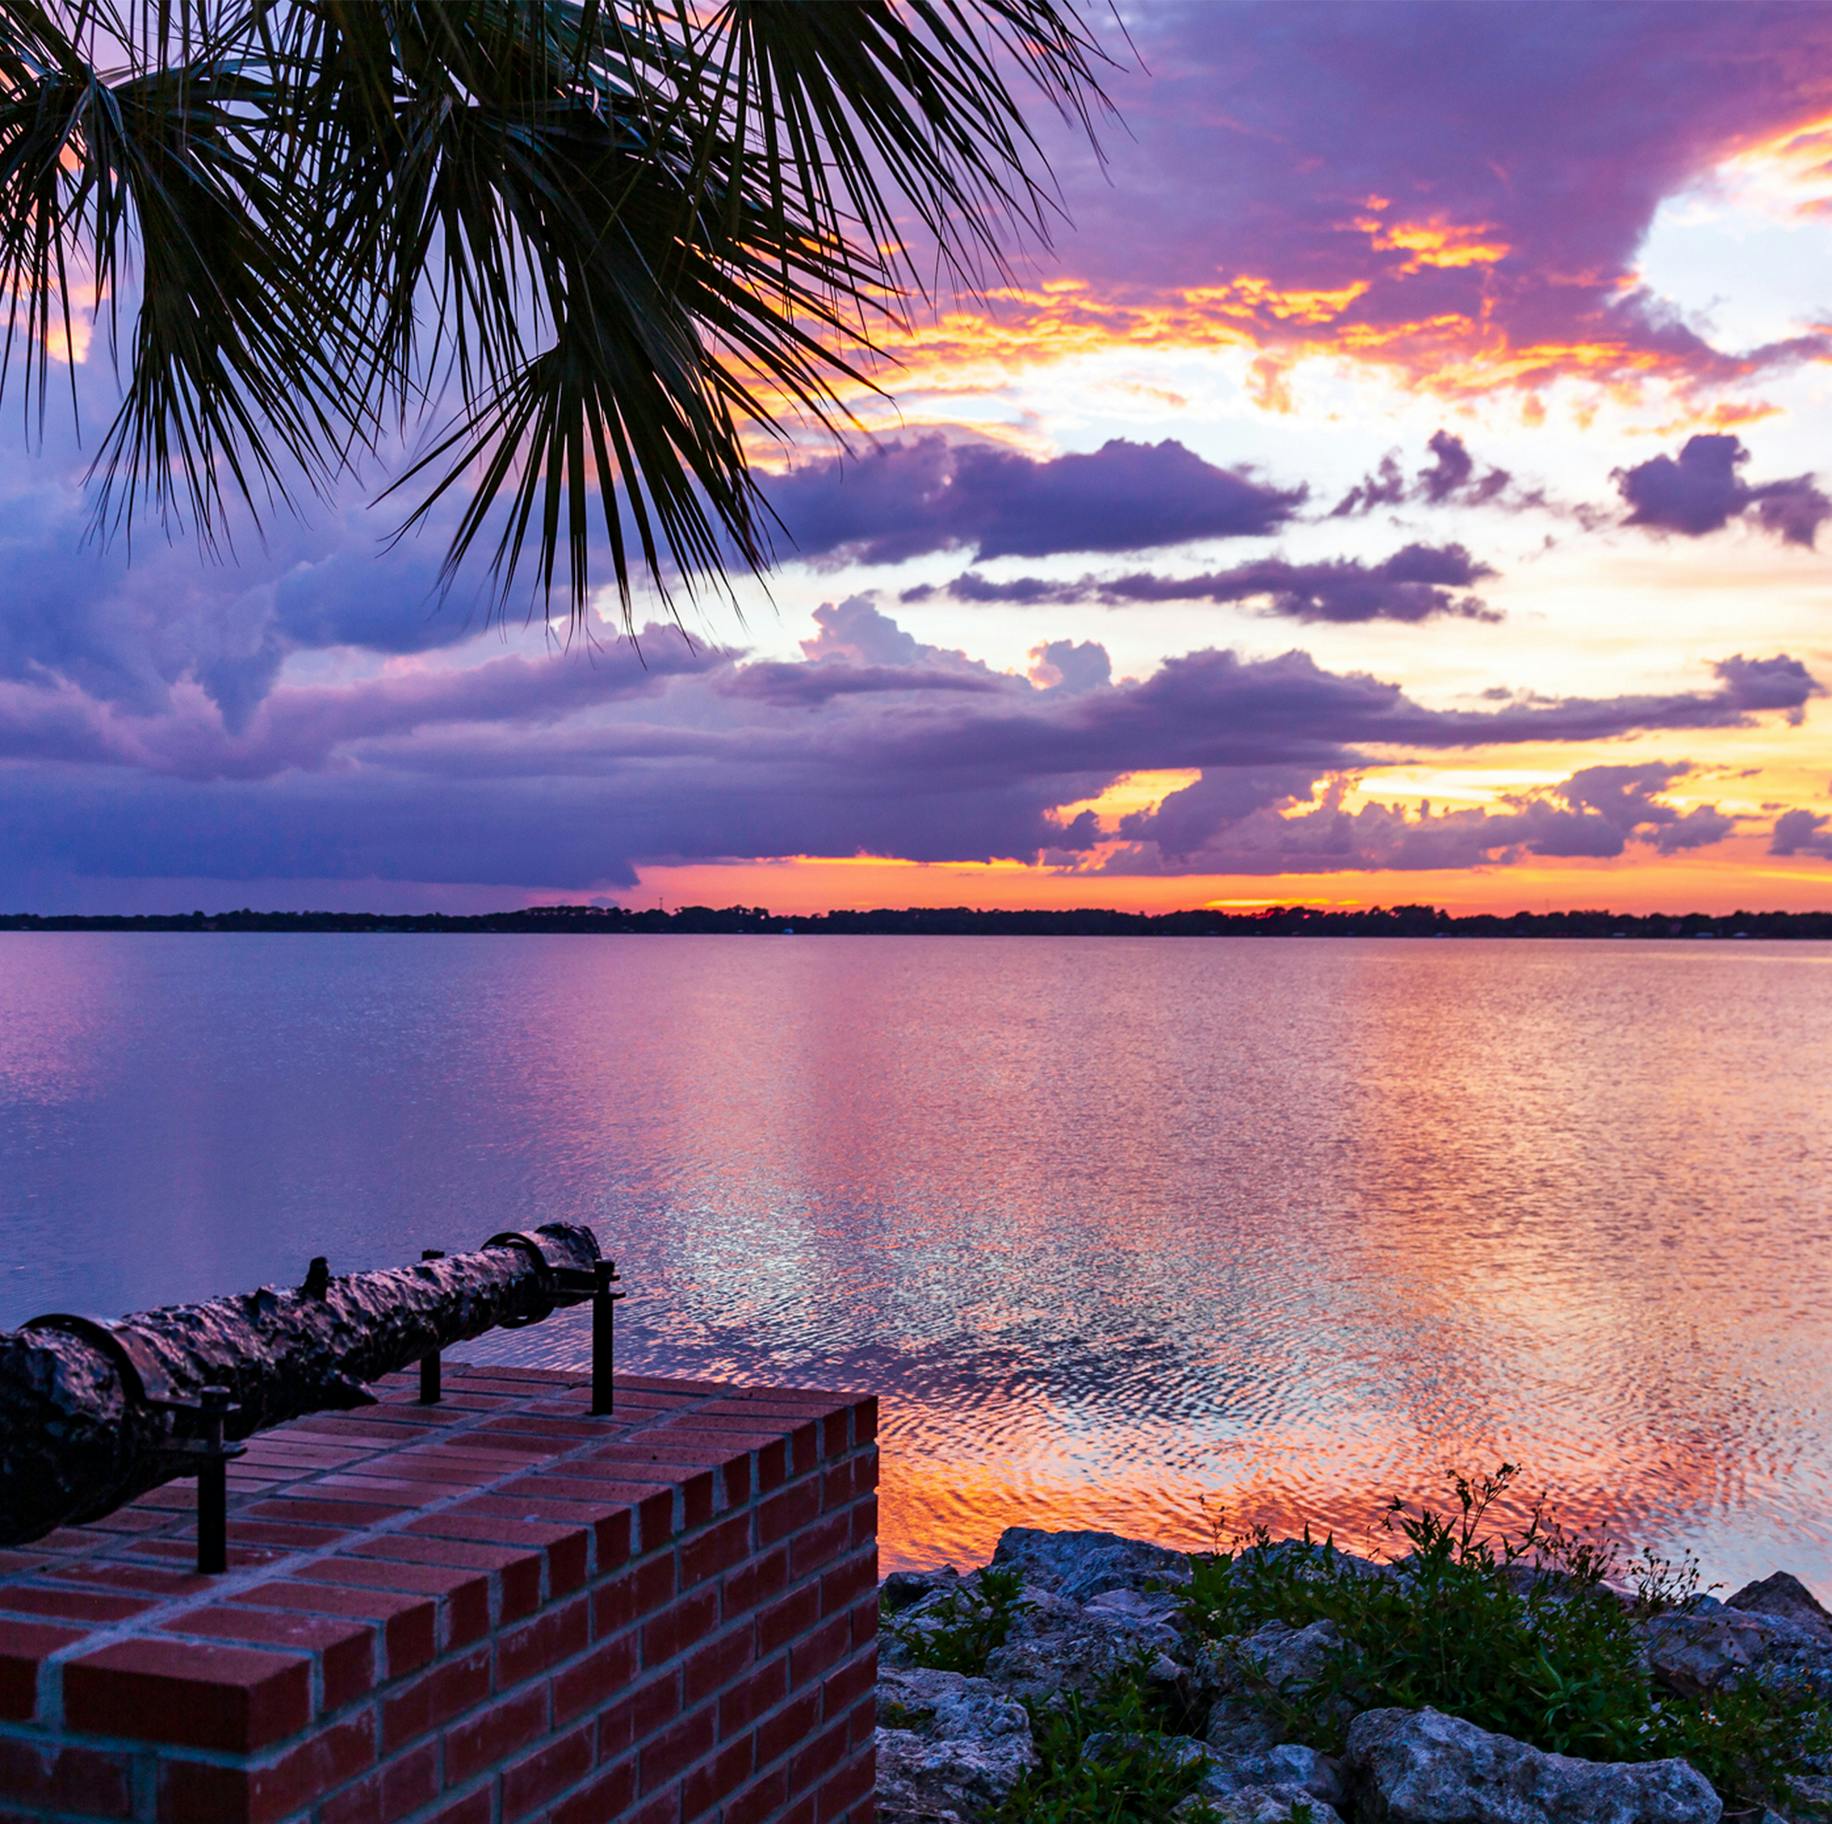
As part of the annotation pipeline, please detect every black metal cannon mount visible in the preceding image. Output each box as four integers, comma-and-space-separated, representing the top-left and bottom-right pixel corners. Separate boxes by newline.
0, 1223, 626, 1569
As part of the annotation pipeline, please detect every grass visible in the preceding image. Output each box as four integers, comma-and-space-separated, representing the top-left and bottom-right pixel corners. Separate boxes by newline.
1183, 1465, 1831, 1815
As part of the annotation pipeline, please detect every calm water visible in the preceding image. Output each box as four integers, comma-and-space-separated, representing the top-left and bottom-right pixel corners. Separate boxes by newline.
1, 934, 1828, 1595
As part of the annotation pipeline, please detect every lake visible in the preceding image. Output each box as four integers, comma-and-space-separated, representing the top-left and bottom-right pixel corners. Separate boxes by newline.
1, 933, 1828, 1595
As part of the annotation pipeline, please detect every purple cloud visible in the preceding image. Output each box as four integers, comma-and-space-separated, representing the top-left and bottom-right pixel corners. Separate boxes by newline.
1333, 433, 1525, 517
1771, 808, 1832, 859
999, 3, 1832, 402
1614, 436, 1830, 548
1116, 761, 1739, 875
763, 434, 1306, 567
907, 543, 1500, 624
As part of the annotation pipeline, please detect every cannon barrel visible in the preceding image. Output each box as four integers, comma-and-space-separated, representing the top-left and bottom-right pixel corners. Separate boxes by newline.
0, 1222, 602, 1547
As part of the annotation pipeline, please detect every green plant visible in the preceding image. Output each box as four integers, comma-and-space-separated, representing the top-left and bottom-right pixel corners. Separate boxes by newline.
996, 1656, 1215, 1824
890, 1565, 1029, 1677
1183, 1465, 1829, 1813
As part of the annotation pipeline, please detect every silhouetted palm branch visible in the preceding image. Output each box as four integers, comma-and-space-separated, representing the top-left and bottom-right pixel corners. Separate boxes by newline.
0, 0, 1112, 622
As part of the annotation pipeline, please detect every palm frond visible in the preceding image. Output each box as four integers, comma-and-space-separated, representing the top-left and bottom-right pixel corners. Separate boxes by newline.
0, 0, 1116, 618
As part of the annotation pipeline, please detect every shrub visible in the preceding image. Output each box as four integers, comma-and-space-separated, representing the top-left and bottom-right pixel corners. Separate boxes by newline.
889, 1565, 1029, 1677
1183, 1465, 1829, 1813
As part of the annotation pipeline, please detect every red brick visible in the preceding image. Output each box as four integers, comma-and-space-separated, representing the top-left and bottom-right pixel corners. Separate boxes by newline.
754, 1689, 820, 1771
854, 1401, 878, 1445
817, 1749, 875, 1823
552, 1761, 635, 1824
720, 1656, 787, 1740
591, 1552, 676, 1636
791, 1513, 853, 1582
682, 1621, 754, 1706
820, 1413, 850, 1459
0, 1619, 80, 1720
501, 1721, 593, 1820
820, 1550, 878, 1619
0, 1737, 133, 1818
723, 1546, 790, 1619
163, 1605, 375, 1713
444, 1683, 547, 1788
294, 1557, 491, 1648
757, 1583, 820, 1656
421, 1788, 494, 1824
65, 1636, 310, 1751
758, 1480, 822, 1547
233, 1580, 436, 1677
598, 1670, 678, 1762
156, 1715, 373, 1824
850, 1496, 878, 1551
790, 1718, 849, 1795
791, 1614, 851, 1688
755, 1441, 794, 1494
0, 1584, 154, 1625
642, 1587, 718, 1667
846, 1591, 877, 1651
681, 1512, 754, 1591
726, 1765, 790, 1824
380, 1646, 490, 1752
349, 1535, 544, 1622
552, 1631, 637, 1727
495, 1595, 588, 1689
683, 1733, 753, 1815
639, 1707, 714, 1794
405, 1513, 592, 1593
246, 1495, 408, 1528
40, 1556, 217, 1598
822, 1650, 874, 1724
320, 1741, 441, 1824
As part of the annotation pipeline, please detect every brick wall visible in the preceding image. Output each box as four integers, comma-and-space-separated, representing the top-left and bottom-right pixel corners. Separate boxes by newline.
0, 1365, 877, 1824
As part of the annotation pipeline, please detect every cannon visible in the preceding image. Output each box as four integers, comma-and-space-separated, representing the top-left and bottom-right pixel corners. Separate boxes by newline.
0, 1223, 621, 1556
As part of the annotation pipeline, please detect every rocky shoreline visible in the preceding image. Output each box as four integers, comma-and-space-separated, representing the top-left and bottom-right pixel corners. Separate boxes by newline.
875, 1526, 1832, 1824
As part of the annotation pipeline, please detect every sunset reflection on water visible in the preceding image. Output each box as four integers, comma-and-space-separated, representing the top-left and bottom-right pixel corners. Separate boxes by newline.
1, 934, 1829, 1596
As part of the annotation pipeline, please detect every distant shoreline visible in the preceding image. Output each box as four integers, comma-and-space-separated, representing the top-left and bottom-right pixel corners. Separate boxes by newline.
4, 905, 1832, 939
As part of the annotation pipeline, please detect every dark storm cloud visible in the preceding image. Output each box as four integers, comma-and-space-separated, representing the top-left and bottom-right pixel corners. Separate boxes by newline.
906, 543, 1500, 625
761, 433, 1307, 567
1614, 436, 1830, 548
0, 588, 1816, 900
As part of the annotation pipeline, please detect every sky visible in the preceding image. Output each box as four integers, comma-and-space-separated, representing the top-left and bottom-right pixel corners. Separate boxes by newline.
4, 0, 1832, 916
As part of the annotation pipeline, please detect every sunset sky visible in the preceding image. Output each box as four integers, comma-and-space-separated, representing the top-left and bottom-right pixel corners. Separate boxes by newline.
4, 0, 1832, 915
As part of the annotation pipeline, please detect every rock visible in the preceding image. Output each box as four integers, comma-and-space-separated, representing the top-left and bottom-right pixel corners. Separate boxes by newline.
1185, 1792, 1346, 1823
1727, 1572, 1832, 1647
1198, 1741, 1345, 1808
1204, 1696, 1286, 1757
1637, 1606, 1819, 1694
875, 1665, 1036, 1824
1345, 1705, 1722, 1824
1081, 1735, 1346, 1824
982, 1585, 1187, 1705
989, 1526, 1191, 1603
1238, 1618, 1344, 1694
882, 1567, 965, 1616
881, 1570, 1013, 1671
1790, 1773, 1832, 1818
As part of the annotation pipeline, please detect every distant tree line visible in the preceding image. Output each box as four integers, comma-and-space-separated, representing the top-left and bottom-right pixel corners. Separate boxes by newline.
3, 904, 1830, 939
